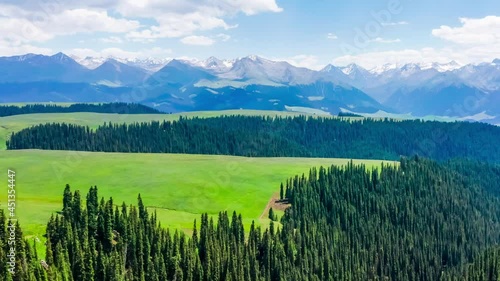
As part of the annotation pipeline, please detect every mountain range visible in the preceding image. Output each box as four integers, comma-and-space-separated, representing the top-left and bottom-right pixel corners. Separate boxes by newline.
0, 52, 498, 125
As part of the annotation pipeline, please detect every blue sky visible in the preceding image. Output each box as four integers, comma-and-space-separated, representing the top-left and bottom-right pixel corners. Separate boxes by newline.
0, 0, 499, 69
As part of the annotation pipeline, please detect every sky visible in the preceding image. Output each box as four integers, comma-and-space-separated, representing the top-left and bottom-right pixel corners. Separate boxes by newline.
0, 0, 499, 70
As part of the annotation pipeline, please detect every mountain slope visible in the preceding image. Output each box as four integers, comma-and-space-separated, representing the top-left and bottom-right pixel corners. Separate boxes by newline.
385, 82, 490, 116
90, 59, 150, 86
218, 56, 317, 86
0, 52, 499, 123
454, 60, 500, 91
0, 81, 133, 103
0, 53, 90, 83
144, 81, 388, 114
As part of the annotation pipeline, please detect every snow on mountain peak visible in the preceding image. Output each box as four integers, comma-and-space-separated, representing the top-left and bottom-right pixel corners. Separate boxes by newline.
72, 55, 171, 71
201, 56, 235, 71
205, 56, 220, 64
341, 64, 353, 75
67, 53, 475, 78
247, 55, 259, 61
369, 63, 400, 74
72, 56, 107, 69
419, 61, 462, 72
239, 55, 276, 64
340, 64, 364, 75
367, 61, 463, 75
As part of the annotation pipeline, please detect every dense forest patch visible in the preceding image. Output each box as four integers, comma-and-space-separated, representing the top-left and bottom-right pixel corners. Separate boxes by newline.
0, 102, 162, 117
7, 115, 500, 162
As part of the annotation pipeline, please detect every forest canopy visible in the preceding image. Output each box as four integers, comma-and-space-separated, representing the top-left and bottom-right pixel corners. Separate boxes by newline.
0, 103, 163, 117
7, 115, 500, 163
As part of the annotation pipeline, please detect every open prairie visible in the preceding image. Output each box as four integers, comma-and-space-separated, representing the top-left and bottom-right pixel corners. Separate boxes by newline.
0, 149, 391, 238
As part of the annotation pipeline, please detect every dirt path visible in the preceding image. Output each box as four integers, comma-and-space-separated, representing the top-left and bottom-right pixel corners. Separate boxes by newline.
259, 192, 291, 220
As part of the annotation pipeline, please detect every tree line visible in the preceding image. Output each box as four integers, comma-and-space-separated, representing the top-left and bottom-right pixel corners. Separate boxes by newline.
7, 115, 500, 163
0, 103, 163, 117
2, 158, 500, 280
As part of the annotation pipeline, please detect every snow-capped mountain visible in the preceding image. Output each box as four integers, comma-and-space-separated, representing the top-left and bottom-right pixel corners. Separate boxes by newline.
71, 56, 107, 69
140, 59, 386, 114
0, 52, 498, 124
369, 63, 404, 75
217, 55, 318, 85
90, 59, 150, 86
342, 61, 476, 103
319, 64, 352, 86
72, 56, 172, 72
368, 61, 463, 75
319, 59, 499, 123
453, 60, 500, 91
420, 61, 461, 72
188, 56, 235, 73
321, 63, 374, 87
0, 52, 89, 83
124, 57, 172, 72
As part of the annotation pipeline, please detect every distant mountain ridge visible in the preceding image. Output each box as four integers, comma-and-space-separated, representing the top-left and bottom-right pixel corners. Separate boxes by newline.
0, 52, 498, 124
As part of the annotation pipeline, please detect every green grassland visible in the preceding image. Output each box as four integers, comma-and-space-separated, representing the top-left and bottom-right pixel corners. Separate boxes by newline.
0, 149, 393, 239
0, 110, 393, 255
0, 110, 329, 150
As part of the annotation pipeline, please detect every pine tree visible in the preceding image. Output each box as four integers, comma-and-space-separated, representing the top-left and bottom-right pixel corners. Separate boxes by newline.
268, 208, 276, 222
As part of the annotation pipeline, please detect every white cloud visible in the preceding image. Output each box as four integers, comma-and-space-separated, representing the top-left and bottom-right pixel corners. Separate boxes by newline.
100, 36, 124, 44
119, 1, 280, 40
0, 40, 53, 56
9, 0, 283, 16
54, 9, 140, 34
432, 16, 500, 45
68, 47, 173, 59
369, 37, 401, 43
0, 4, 140, 45
216, 33, 231, 42
0, 0, 281, 45
127, 11, 236, 41
334, 16, 500, 69
381, 21, 409, 26
181, 35, 215, 46
115, 0, 282, 17
327, 33, 338, 40
223, 0, 283, 15
0, 16, 53, 43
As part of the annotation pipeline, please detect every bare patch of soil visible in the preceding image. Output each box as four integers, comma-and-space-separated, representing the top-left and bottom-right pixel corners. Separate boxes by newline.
259, 192, 291, 219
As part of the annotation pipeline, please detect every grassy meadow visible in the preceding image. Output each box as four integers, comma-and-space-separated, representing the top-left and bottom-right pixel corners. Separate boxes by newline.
0, 149, 394, 238
0, 108, 394, 255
